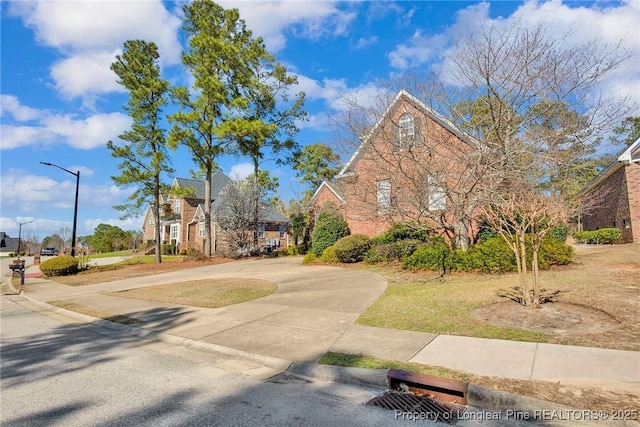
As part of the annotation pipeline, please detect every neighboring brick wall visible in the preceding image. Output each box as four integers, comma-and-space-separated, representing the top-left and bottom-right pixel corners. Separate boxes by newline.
581, 165, 633, 243
625, 162, 640, 242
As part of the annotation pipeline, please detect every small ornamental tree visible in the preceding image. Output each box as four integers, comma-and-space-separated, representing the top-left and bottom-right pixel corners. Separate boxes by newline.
311, 205, 349, 257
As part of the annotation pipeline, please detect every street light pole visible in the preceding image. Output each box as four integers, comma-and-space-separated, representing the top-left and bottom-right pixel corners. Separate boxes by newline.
17, 221, 33, 257
40, 162, 80, 257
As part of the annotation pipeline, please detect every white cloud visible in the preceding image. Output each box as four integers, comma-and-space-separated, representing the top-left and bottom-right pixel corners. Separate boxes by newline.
355, 36, 379, 50
0, 95, 40, 121
219, 1, 356, 52
1, 97, 131, 150
9, 0, 181, 62
388, 1, 640, 105
226, 163, 254, 180
50, 50, 124, 102
9, 0, 181, 104
83, 217, 144, 234
1, 169, 134, 214
40, 112, 131, 150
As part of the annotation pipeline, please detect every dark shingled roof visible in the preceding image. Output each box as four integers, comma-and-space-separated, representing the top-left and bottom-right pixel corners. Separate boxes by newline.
174, 171, 232, 200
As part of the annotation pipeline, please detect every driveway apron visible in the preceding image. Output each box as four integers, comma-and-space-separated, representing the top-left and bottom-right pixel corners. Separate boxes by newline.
22, 257, 388, 362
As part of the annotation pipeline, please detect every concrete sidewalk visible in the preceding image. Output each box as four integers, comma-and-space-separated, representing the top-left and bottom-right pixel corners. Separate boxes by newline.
10, 257, 640, 396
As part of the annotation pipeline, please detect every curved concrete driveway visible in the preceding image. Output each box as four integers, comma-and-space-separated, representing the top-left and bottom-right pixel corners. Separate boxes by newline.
22, 257, 388, 362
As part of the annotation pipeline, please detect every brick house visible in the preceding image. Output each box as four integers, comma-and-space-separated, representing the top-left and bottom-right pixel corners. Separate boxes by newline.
142, 173, 291, 255
308, 90, 480, 246
579, 137, 640, 243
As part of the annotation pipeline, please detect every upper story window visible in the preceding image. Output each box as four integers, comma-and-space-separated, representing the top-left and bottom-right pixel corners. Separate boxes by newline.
279, 225, 286, 238
377, 179, 392, 212
174, 199, 181, 214
398, 113, 415, 146
198, 221, 205, 238
258, 224, 265, 238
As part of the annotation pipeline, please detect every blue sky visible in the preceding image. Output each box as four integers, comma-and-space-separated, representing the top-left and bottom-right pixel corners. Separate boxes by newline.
1, 0, 639, 240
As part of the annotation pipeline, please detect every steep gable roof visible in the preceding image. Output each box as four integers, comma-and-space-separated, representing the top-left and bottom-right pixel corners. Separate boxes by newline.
307, 180, 346, 207
338, 90, 476, 176
173, 171, 232, 200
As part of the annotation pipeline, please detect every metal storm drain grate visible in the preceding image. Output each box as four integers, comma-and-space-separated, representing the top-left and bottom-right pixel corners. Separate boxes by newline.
366, 369, 469, 424
367, 390, 465, 424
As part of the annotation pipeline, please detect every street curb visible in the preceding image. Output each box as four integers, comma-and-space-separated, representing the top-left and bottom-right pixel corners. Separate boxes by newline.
19, 294, 292, 373
286, 362, 388, 389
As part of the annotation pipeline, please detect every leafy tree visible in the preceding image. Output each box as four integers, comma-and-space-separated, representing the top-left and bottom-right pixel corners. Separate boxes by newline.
220, 24, 305, 250
611, 116, 640, 147
293, 143, 342, 193
108, 40, 172, 263
89, 224, 129, 253
169, 0, 262, 257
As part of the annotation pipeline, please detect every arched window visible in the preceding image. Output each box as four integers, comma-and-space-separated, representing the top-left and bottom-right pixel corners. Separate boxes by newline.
398, 113, 415, 145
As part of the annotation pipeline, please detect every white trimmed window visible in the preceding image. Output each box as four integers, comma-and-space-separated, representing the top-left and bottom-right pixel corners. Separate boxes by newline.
279, 225, 286, 238
170, 223, 179, 242
258, 224, 265, 238
399, 113, 415, 145
198, 221, 205, 238
428, 175, 446, 211
174, 199, 181, 214
377, 179, 392, 211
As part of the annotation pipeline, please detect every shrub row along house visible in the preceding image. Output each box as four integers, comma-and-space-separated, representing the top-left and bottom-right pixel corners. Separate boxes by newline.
142, 173, 290, 256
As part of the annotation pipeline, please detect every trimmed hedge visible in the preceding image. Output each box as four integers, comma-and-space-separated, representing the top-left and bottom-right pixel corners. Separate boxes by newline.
302, 253, 317, 264
573, 228, 621, 244
40, 255, 79, 276
320, 246, 340, 263
333, 234, 371, 263
402, 236, 574, 273
370, 223, 430, 244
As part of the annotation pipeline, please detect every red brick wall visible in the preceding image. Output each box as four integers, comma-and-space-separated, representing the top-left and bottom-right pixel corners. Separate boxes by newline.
625, 163, 640, 243
581, 165, 634, 243
341, 99, 472, 239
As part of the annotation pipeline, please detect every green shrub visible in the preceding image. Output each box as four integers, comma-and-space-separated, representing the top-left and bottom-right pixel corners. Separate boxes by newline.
539, 238, 574, 267
40, 255, 79, 276
320, 245, 340, 263
286, 243, 308, 256
572, 230, 589, 244
547, 223, 568, 243
302, 252, 317, 264
371, 222, 429, 244
402, 236, 453, 273
393, 239, 423, 259
310, 209, 349, 257
363, 244, 393, 263
476, 225, 499, 243
333, 234, 371, 263
572, 228, 621, 244
401, 235, 573, 274
597, 228, 621, 244
464, 237, 516, 273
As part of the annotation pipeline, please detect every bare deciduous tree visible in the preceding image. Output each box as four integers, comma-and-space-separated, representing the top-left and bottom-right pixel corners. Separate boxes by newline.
482, 189, 569, 307
213, 179, 266, 257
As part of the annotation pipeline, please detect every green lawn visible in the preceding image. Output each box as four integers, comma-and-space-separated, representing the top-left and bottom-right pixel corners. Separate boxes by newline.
87, 250, 133, 259
355, 265, 549, 343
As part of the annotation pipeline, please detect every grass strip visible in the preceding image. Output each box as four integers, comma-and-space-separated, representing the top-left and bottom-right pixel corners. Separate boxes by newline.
319, 351, 471, 382
106, 278, 277, 309
47, 300, 141, 325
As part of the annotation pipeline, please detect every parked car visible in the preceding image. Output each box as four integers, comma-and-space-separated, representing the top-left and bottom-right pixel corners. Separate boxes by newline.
41, 247, 59, 256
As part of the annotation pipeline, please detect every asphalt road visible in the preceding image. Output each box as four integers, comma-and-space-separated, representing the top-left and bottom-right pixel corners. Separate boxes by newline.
0, 295, 409, 427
